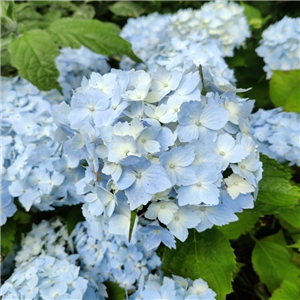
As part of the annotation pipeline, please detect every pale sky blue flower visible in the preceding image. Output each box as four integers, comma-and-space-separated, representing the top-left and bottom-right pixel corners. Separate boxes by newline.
177, 100, 229, 142
159, 146, 196, 186
139, 225, 176, 250
177, 163, 220, 206
116, 156, 172, 209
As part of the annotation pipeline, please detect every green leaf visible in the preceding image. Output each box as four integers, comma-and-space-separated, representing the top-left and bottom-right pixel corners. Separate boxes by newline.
47, 18, 142, 62
254, 155, 300, 215
270, 280, 300, 300
66, 205, 85, 235
252, 239, 300, 292
9, 29, 61, 92
72, 4, 95, 19
128, 209, 137, 243
109, 1, 145, 17
162, 228, 236, 300
1, 218, 16, 255
13, 210, 32, 224
1, 50, 11, 66
277, 203, 300, 229
240, 2, 262, 29
218, 211, 259, 240
104, 281, 125, 300
5, 0, 16, 21
263, 230, 287, 247
269, 70, 300, 112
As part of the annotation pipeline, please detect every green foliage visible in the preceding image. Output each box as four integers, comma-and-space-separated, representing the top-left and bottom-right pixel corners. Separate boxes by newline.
104, 281, 125, 300
252, 237, 300, 292
218, 211, 259, 240
254, 155, 300, 215
109, 1, 145, 17
47, 18, 141, 62
1, 218, 16, 256
1, 0, 17, 34
9, 29, 61, 92
269, 280, 300, 300
269, 70, 300, 112
162, 228, 236, 300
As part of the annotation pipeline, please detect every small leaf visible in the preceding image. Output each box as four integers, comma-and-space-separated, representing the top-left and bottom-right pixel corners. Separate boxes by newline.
9, 29, 61, 92
13, 210, 32, 224
269, 280, 300, 300
109, 1, 145, 17
1, 218, 16, 255
252, 239, 300, 292
66, 205, 85, 235
162, 228, 236, 300
5, 0, 16, 21
47, 18, 142, 62
218, 211, 259, 240
269, 70, 300, 112
254, 155, 300, 215
104, 281, 126, 300
128, 209, 137, 242
240, 2, 262, 29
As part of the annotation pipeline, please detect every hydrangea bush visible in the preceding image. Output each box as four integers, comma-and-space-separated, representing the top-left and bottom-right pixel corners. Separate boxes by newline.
1, 1, 300, 299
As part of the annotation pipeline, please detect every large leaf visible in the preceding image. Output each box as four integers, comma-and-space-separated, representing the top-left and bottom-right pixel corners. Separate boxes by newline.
240, 2, 263, 29
162, 228, 236, 300
254, 155, 300, 215
218, 211, 259, 240
47, 18, 141, 62
252, 239, 300, 292
270, 280, 300, 300
9, 29, 61, 91
109, 1, 145, 17
269, 70, 300, 112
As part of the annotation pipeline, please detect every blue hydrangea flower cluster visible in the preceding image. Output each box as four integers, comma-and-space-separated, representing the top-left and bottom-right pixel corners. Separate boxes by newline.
56, 46, 111, 101
120, 1, 250, 70
71, 221, 161, 297
250, 108, 300, 166
1, 218, 216, 299
1, 47, 110, 224
131, 274, 216, 300
0, 219, 89, 300
146, 38, 236, 85
166, 0, 250, 57
1, 76, 85, 216
256, 16, 300, 79
53, 64, 262, 249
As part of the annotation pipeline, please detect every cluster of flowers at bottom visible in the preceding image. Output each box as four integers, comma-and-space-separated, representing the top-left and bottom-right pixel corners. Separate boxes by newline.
0, 219, 88, 300
0, 219, 216, 299
132, 275, 216, 300
256, 16, 300, 79
250, 108, 300, 166
53, 63, 262, 249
